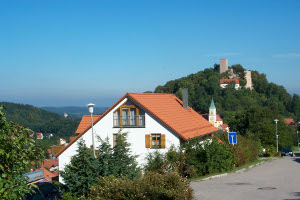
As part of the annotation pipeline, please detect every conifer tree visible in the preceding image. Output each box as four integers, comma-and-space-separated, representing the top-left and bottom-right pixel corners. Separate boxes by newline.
110, 130, 141, 179
61, 139, 98, 197
96, 137, 113, 177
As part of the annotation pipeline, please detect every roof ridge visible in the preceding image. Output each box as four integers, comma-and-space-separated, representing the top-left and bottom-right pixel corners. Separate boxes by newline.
128, 93, 174, 95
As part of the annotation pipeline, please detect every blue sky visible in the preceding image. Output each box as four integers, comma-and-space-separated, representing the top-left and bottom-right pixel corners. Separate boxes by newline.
0, 0, 299, 107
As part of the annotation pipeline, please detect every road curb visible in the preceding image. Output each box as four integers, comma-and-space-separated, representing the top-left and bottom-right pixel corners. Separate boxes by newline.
199, 158, 276, 182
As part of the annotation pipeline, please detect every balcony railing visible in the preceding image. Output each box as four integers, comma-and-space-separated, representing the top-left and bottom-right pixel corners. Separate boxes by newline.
113, 115, 145, 127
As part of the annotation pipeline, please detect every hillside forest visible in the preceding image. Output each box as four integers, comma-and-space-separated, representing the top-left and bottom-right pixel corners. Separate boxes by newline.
0, 102, 80, 152
154, 64, 300, 149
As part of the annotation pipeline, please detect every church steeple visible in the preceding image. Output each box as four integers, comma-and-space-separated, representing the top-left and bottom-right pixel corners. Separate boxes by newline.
209, 98, 216, 125
209, 99, 216, 110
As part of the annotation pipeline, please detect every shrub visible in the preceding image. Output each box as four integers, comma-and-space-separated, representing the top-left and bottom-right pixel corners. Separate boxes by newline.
265, 145, 277, 157
88, 172, 193, 200
61, 192, 79, 200
185, 138, 233, 176
144, 146, 197, 178
231, 136, 259, 167
144, 151, 165, 173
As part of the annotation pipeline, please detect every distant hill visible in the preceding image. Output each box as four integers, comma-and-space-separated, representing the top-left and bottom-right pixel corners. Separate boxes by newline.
154, 65, 300, 122
0, 102, 80, 139
41, 106, 109, 119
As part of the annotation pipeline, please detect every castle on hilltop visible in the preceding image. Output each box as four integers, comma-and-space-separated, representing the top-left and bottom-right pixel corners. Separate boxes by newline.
219, 58, 253, 90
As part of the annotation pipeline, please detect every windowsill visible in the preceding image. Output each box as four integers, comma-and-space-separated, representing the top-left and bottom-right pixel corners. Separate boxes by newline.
150, 146, 162, 149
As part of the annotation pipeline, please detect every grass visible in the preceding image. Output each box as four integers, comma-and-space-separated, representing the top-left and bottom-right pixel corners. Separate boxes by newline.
187, 158, 272, 183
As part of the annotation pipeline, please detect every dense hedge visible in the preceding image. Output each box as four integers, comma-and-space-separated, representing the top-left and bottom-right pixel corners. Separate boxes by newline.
88, 172, 193, 200
144, 134, 260, 178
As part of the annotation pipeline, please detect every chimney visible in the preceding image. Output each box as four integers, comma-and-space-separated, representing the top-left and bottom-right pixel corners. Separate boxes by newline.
182, 88, 189, 110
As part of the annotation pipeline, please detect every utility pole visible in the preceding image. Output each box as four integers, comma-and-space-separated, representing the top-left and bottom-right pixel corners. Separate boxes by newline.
274, 119, 279, 152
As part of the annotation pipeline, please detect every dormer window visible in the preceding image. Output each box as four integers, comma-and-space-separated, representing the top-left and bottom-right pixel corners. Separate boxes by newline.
113, 100, 145, 127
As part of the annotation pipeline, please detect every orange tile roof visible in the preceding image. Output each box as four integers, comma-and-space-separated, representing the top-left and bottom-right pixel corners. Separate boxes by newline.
284, 118, 295, 125
51, 145, 65, 156
55, 93, 218, 157
220, 79, 240, 84
42, 159, 58, 169
47, 149, 52, 155
36, 133, 43, 139
217, 115, 222, 121
128, 93, 219, 140
201, 114, 223, 122
75, 115, 102, 134
41, 168, 58, 183
69, 136, 76, 142
221, 124, 228, 129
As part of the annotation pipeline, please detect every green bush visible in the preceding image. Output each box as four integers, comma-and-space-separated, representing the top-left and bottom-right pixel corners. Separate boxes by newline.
61, 192, 79, 200
231, 136, 259, 167
265, 145, 277, 157
185, 138, 233, 176
88, 172, 193, 200
144, 146, 197, 178
144, 151, 165, 174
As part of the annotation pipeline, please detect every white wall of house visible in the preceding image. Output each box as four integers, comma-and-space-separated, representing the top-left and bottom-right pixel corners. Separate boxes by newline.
58, 97, 181, 183
220, 83, 240, 90
215, 120, 223, 128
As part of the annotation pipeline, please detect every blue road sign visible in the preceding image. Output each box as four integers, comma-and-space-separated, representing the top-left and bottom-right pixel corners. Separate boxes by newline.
228, 132, 237, 144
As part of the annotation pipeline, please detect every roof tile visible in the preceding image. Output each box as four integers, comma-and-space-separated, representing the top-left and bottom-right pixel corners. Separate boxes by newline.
75, 115, 102, 134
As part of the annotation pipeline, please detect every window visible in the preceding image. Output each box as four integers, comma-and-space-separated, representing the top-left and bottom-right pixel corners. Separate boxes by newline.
145, 134, 165, 149
113, 100, 145, 127
122, 108, 129, 125
152, 134, 161, 148
113, 134, 124, 147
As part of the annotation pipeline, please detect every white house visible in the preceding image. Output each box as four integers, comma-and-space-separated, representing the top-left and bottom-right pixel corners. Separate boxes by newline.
220, 79, 240, 90
55, 93, 219, 183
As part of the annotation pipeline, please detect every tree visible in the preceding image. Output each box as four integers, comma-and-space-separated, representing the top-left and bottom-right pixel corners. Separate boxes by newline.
96, 137, 113, 177
110, 131, 141, 179
231, 64, 245, 73
60, 139, 98, 197
0, 105, 45, 199
228, 106, 294, 148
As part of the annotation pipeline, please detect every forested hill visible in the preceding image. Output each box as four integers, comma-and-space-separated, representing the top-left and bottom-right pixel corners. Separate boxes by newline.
0, 102, 80, 139
154, 65, 300, 123
41, 106, 109, 119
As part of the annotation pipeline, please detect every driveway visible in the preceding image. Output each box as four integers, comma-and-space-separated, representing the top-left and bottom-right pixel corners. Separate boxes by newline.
191, 152, 300, 200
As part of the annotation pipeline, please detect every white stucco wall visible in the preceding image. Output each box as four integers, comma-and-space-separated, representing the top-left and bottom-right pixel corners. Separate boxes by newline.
220, 83, 240, 90
58, 97, 181, 183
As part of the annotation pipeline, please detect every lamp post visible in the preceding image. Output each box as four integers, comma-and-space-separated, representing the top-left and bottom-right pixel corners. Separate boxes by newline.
274, 119, 279, 152
297, 122, 300, 149
88, 103, 95, 157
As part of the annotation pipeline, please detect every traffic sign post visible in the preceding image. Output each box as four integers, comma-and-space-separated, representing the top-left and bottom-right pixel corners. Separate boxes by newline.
228, 132, 237, 145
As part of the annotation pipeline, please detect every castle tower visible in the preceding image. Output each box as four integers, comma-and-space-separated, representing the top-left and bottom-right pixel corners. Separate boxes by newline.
244, 71, 253, 90
209, 99, 216, 126
220, 58, 228, 74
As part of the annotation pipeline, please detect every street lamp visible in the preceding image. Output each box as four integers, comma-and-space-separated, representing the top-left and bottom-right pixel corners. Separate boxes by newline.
297, 122, 300, 149
274, 119, 279, 152
88, 103, 95, 157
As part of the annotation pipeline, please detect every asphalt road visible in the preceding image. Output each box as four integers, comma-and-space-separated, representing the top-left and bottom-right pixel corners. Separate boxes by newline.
191, 152, 300, 200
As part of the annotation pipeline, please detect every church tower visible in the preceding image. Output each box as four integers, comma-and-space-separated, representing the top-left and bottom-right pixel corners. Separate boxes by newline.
209, 99, 217, 126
